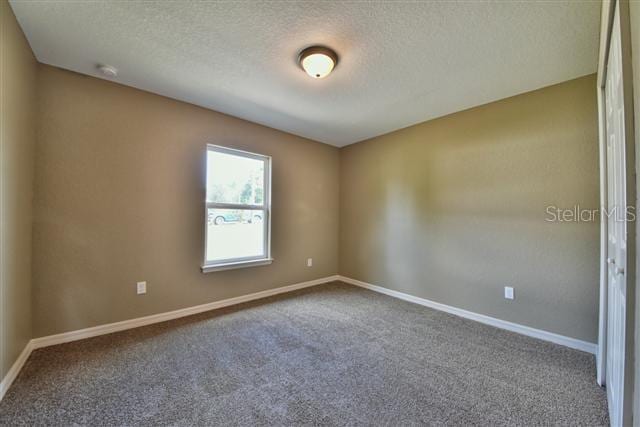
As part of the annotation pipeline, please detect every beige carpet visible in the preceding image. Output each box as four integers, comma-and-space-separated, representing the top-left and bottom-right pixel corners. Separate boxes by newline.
0, 281, 608, 425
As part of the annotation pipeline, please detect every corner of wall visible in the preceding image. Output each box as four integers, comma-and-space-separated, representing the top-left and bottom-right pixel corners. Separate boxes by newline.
0, 0, 38, 383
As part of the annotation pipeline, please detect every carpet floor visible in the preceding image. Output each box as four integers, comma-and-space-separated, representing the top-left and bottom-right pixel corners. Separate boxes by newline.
0, 281, 608, 426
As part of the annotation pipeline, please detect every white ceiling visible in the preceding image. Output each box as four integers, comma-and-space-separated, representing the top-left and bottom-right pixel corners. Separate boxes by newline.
10, 1, 600, 147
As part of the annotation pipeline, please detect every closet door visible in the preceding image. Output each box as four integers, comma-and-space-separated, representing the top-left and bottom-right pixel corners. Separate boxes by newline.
604, 2, 631, 425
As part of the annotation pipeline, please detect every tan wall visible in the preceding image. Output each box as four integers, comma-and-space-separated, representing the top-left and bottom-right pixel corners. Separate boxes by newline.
21, 42, 603, 347
340, 74, 600, 343
33, 65, 339, 337
0, 1, 37, 378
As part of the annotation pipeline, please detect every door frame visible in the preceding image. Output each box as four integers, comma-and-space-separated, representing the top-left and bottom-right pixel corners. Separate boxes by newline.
597, 1, 636, 425
596, 0, 614, 387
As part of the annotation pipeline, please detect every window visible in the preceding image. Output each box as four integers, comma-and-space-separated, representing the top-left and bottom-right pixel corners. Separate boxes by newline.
202, 145, 271, 272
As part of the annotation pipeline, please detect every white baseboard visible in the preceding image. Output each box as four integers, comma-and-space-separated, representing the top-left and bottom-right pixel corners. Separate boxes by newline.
0, 340, 33, 402
0, 275, 338, 401
338, 275, 597, 355
31, 275, 340, 350
1, 273, 596, 402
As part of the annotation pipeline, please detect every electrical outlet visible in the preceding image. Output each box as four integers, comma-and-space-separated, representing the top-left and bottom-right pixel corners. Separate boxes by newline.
307, 258, 313, 267
137, 281, 147, 295
504, 286, 514, 300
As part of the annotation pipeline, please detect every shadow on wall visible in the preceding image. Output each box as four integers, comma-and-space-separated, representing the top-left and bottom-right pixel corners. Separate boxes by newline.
341, 74, 600, 343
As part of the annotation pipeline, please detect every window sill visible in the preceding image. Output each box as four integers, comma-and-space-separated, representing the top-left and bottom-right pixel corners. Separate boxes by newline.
201, 258, 273, 273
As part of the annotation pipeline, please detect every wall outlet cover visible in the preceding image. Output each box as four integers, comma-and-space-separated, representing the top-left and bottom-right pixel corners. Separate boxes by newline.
504, 286, 514, 300
137, 281, 147, 295
307, 258, 313, 267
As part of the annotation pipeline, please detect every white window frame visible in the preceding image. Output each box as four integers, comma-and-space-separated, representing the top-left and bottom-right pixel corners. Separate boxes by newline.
201, 144, 272, 273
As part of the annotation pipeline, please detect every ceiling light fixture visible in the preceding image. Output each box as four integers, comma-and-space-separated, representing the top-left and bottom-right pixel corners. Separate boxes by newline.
298, 46, 338, 79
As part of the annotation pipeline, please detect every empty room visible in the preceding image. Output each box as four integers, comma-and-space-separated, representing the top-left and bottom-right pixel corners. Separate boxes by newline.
1, 0, 640, 425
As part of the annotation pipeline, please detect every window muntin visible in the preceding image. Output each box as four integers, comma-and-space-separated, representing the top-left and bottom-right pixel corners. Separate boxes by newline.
203, 145, 271, 271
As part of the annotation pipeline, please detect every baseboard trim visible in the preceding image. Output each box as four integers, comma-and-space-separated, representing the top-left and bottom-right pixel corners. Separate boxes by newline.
0, 275, 338, 401
2, 273, 595, 402
0, 340, 33, 402
31, 275, 340, 350
338, 275, 597, 355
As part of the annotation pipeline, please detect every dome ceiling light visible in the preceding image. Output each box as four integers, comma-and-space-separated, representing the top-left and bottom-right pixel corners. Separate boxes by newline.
298, 46, 338, 79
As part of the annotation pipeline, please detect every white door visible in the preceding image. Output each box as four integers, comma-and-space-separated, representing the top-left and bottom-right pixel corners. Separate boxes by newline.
605, 3, 627, 426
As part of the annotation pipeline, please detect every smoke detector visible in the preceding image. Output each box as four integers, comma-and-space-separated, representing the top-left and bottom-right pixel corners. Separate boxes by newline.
97, 64, 118, 78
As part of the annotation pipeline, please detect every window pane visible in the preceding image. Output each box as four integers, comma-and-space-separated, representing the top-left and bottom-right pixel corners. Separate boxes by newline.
206, 150, 265, 205
206, 208, 265, 262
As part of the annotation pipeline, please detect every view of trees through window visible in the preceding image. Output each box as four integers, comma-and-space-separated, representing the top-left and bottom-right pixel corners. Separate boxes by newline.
206, 150, 264, 206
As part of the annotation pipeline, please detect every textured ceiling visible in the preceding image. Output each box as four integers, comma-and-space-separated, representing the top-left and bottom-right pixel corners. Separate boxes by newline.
10, 1, 600, 147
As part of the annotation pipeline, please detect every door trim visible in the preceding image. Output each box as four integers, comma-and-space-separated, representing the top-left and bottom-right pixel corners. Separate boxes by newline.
596, 0, 615, 387
597, 1, 637, 425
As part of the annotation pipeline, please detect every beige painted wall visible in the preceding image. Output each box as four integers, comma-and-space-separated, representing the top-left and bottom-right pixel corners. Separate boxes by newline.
19, 35, 604, 349
340, 74, 600, 343
0, 0, 37, 378
33, 65, 339, 337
